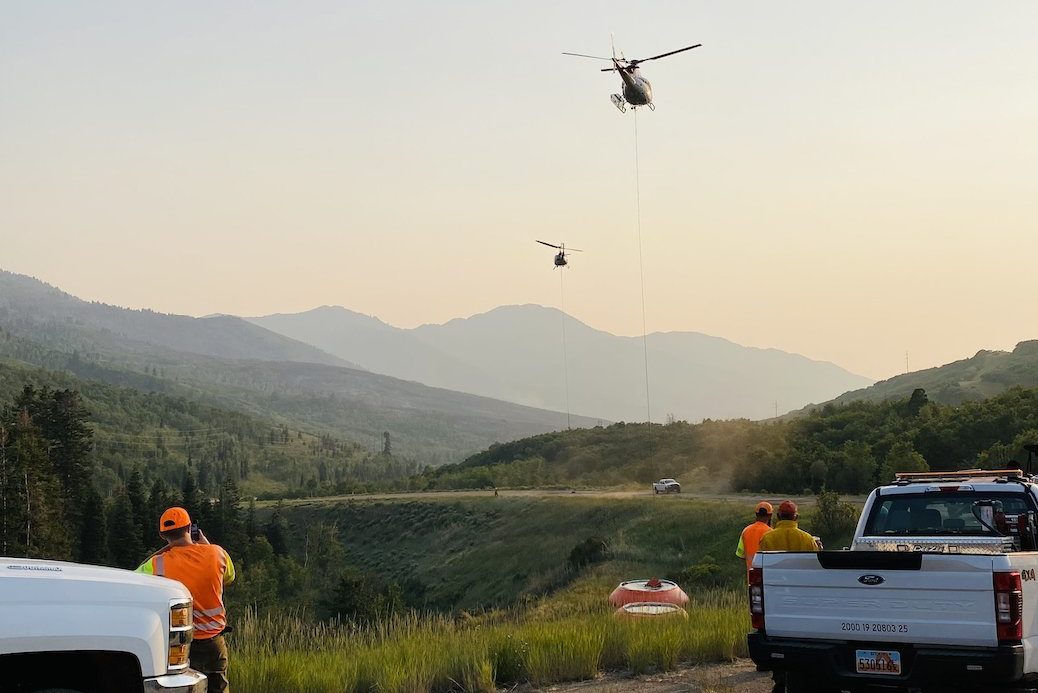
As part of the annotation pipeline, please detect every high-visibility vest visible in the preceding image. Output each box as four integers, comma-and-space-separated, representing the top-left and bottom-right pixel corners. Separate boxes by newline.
137, 544, 236, 639
736, 520, 772, 572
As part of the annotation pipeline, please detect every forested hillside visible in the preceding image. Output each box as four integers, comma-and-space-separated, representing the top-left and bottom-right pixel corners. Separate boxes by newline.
422, 387, 1038, 495
0, 359, 417, 501
814, 340, 1038, 408
0, 270, 596, 464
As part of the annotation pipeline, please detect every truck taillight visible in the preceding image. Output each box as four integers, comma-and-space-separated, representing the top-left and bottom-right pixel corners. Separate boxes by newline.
993, 571, 1023, 643
748, 567, 765, 630
169, 599, 193, 671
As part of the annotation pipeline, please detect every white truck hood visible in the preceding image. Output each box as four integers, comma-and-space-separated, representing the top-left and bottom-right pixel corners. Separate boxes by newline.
0, 557, 191, 677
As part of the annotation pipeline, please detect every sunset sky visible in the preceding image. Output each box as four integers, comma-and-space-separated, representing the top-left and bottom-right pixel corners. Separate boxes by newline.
2, 1, 1035, 380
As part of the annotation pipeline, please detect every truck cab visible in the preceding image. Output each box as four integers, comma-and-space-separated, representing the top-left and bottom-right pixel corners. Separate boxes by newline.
0, 557, 207, 693
748, 469, 1038, 692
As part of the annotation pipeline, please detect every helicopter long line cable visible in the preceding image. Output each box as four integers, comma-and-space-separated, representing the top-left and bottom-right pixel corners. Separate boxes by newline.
560, 268, 572, 430
632, 107, 657, 478
633, 108, 651, 426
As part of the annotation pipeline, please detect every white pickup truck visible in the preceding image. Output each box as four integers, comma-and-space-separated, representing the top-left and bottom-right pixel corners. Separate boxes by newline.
0, 557, 208, 693
653, 478, 681, 494
749, 469, 1038, 693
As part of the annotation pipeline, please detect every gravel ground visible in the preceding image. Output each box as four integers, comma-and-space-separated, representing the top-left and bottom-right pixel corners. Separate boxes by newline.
517, 659, 773, 693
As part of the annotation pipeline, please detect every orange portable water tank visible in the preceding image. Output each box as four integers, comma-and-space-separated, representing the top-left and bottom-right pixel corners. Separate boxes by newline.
608, 577, 689, 607
614, 602, 689, 619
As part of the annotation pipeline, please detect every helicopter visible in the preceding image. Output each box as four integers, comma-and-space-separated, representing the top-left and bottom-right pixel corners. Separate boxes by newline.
536, 240, 582, 268
563, 38, 701, 113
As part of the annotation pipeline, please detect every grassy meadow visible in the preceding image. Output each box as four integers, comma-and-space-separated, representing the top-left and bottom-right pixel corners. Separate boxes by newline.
228, 493, 803, 691
268, 494, 760, 611
231, 589, 749, 692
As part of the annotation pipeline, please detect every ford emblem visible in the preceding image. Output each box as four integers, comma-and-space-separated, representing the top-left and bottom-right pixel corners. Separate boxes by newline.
858, 574, 885, 586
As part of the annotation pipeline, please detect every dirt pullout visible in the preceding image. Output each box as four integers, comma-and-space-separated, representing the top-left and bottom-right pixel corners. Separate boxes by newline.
521, 660, 772, 693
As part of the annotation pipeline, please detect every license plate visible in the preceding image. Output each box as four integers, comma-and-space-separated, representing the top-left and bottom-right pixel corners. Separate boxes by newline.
855, 649, 902, 676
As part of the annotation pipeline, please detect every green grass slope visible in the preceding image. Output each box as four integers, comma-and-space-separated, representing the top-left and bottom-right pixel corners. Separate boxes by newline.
822, 340, 1038, 408
272, 494, 786, 612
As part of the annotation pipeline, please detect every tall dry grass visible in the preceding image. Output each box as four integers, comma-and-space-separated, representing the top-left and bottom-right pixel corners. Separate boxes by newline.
231, 590, 749, 692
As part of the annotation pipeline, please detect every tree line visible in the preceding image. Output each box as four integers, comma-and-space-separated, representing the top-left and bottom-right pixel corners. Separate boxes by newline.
421, 387, 1038, 495
0, 383, 412, 623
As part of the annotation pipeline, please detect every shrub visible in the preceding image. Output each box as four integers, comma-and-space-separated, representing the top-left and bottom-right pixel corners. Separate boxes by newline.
568, 536, 609, 569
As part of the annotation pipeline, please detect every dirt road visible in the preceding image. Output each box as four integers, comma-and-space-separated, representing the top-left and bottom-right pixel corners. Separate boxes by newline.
523, 660, 772, 693
258, 488, 864, 509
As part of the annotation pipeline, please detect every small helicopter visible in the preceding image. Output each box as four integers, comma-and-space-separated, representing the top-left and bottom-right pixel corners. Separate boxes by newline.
536, 240, 582, 268
564, 38, 701, 113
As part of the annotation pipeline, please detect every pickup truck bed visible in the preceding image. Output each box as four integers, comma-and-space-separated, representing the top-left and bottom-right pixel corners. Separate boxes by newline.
748, 471, 1038, 692
749, 550, 1036, 691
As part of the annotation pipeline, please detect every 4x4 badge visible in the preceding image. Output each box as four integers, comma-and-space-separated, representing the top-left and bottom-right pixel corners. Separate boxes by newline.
858, 574, 885, 586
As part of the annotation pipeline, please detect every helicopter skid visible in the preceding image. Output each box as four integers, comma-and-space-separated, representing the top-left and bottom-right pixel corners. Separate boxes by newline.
610, 94, 626, 113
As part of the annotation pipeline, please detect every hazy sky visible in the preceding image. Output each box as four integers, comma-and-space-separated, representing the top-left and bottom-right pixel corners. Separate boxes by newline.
2, 1, 1036, 380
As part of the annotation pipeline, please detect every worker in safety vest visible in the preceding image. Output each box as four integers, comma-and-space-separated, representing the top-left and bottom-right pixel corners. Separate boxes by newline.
757, 500, 817, 693
735, 501, 773, 576
758, 500, 818, 552
136, 507, 236, 693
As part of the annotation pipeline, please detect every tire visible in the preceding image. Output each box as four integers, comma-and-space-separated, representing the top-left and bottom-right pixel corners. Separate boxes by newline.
654, 489, 659, 494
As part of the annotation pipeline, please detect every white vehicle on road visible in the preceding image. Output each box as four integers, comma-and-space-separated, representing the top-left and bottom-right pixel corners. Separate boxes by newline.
748, 469, 1038, 692
652, 478, 681, 494
0, 557, 207, 693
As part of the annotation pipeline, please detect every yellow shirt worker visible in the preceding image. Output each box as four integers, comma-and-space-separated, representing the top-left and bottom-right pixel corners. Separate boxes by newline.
758, 500, 818, 553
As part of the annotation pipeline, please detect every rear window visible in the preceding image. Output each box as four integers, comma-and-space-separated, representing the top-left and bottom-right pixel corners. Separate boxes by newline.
864, 492, 1036, 536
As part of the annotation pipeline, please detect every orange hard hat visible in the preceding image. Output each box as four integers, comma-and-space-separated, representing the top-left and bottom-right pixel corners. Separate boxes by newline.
159, 507, 191, 533
778, 500, 798, 516
755, 501, 773, 515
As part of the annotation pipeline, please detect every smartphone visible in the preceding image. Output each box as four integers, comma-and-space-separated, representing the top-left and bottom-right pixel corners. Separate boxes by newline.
190, 523, 200, 541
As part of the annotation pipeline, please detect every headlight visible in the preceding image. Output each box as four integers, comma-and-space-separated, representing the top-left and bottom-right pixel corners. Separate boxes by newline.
168, 599, 193, 671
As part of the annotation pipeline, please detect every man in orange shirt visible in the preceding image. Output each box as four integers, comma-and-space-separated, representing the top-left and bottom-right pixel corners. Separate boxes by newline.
137, 507, 236, 692
735, 501, 773, 576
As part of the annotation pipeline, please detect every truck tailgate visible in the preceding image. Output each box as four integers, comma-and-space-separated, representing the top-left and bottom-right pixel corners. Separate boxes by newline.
760, 551, 998, 647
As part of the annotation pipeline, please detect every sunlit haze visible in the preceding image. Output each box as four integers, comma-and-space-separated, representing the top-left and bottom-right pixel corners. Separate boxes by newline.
2, 1, 1036, 380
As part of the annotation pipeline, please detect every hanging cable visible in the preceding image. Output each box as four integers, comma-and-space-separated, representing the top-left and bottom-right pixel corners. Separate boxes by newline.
634, 108, 651, 425
560, 269, 572, 430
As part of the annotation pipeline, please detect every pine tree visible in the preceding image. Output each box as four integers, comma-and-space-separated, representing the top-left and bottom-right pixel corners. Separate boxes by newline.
40, 389, 94, 545
245, 497, 258, 540
214, 476, 245, 553
4, 407, 69, 559
264, 501, 289, 557
78, 486, 108, 565
126, 465, 148, 549
107, 489, 144, 569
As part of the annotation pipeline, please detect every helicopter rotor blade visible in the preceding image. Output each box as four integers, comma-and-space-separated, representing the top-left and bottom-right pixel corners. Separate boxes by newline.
631, 44, 702, 65
566, 247, 583, 253
536, 240, 563, 250
562, 52, 613, 61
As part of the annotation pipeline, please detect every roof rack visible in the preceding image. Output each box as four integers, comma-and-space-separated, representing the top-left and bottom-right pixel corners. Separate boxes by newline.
893, 469, 1026, 482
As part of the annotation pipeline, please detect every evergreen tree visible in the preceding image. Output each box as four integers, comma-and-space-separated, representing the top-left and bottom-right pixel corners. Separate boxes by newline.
245, 497, 258, 540
181, 467, 205, 523
107, 489, 144, 569
78, 486, 108, 565
1, 405, 70, 559
264, 501, 289, 557
126, 465, 148, 549
214, 476, 245, 553
40, 389, 94, 547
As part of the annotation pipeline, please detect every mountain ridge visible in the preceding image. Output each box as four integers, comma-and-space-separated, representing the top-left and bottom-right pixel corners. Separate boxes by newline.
252, 302, 874, 421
